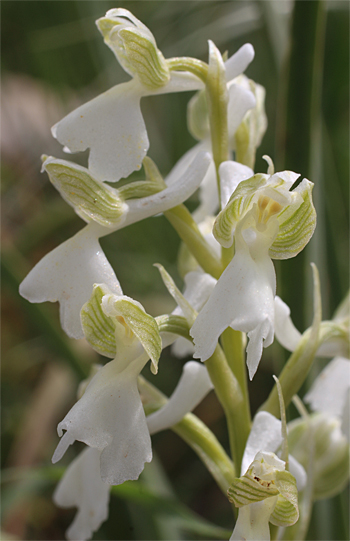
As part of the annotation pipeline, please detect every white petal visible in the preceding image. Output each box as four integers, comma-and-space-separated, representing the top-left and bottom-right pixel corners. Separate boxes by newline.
241, 411, 282, 475
171, 337, 195, 358
191, 214, 276, 378
19, 225, 122, 339
288, 454, 307, 492
304, 357, 350, 419
175, 271, 217, 315
225, 43, 255, 82
219, 160, 254, 209
147, 361, 213, 434
156, 70, 203, 93
274, 296, 302, 352
227, 83, 256, 141
54, 447, 110, 541
52, 80, 147, 183
230, 498, 277, 541
124, 150, 211, 226
52, 358, 152, 485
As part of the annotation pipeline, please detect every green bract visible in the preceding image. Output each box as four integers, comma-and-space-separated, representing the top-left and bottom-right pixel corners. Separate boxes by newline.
42, 157, 127, 227
81, 284, 162, 374
118, 157, 166, 200
97, 8, 169, 90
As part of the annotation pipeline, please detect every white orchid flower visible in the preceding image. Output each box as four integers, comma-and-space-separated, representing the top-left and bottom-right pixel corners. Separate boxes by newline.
228, 410, 305, 541
190, 159, 316, 379
274, 291, 349, 358
54, 360, 212, 541
53, 447, 110, 541
19, 152, 210, 339
52, 8, 255, 185
288, 360, 350, 501
304, 356, 350, 441
52, 283, 162, 485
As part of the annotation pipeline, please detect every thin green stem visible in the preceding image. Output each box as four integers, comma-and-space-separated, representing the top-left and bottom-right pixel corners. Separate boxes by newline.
220, 328, 251, 428
205, 345, 250, 475
164, 205, 222, 279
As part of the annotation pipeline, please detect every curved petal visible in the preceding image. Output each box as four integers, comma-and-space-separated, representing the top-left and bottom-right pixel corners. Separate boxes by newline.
241, 411, 282, 475
52, 357, 152, 485
19, 225, 122, 339
225, 43, 255, 81
53, 447, 110, 540
304, 357, 350, 419
52, 80, 147, 183
274, 296, 302, 352
219, 161, 254, 209
147, 361, 213, 434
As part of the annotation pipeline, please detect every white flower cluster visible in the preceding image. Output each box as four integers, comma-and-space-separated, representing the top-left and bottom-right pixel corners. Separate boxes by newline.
19, 8, 349, 541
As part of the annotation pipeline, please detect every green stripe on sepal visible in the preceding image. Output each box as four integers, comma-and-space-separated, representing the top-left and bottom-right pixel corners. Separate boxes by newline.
119, 27, 169, 89
228, 475, 279, 508
156, 314, 191, 341
102, 294, 162, 374
42, 157, 127, 227
270, 179, 316, 259
270, 470, 299, 527
81, 284, 117, 358
213, 174, 267, 248
119, 157, 166, 200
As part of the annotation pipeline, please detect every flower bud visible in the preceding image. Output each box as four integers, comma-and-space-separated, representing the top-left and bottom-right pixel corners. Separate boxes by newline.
288, 413, 350, 500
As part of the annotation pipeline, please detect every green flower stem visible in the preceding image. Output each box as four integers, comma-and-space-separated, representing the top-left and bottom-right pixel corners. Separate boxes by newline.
167, 57, 208, 84
205, 345, 251, 475
205, 45, 229, 200
138, 376, 235, 493
164, 205, 222, 279
220, 327, 251, 426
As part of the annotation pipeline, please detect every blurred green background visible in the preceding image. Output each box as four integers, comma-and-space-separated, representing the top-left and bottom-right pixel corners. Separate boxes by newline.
1, 1, 349, 540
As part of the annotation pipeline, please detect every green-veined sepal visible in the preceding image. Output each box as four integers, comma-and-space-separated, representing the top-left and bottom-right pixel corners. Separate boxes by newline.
213, 173, 267, 247
269, 179, 316, 259
101, 293, 162, 374
42, 156, 127, 227
156, 314, 191, 341
269, 470, 299, 527
97, 9, 169, 89
227, 472, 279, 507
81, 284, 117, 358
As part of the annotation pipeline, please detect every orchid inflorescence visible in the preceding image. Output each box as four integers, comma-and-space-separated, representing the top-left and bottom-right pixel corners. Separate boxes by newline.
19, 8, 349, 541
